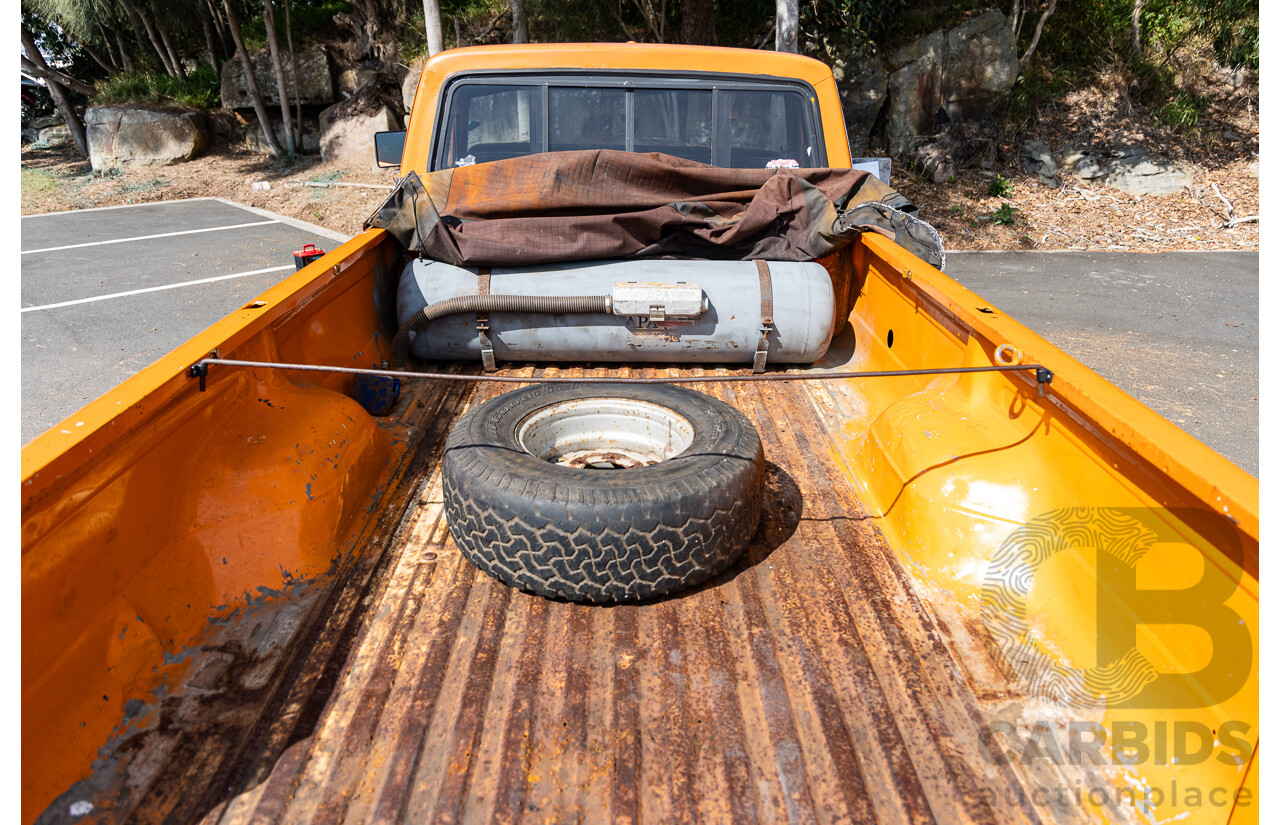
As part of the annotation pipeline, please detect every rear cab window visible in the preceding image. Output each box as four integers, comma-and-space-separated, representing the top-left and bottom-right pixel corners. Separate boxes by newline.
432, 72, 824, 171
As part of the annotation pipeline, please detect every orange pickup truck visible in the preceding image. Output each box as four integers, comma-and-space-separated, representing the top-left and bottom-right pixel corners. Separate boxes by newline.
22, 44, 1257, 825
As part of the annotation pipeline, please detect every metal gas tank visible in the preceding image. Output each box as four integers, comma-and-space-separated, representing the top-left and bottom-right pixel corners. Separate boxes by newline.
395, 258, 835, 365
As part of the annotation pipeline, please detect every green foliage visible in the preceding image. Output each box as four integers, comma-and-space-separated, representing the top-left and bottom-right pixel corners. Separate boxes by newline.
21, 7, 104, 98
1152, 90, 1209, 127
993, 202, 1016, 226
93, 66, 221, 109
22, 8, 79, 64
949, 205, 964, 214
799, 0, 907, 58
241, 0, 352, 50
987, 175, 1013, 199
1131, 0, 1256, 70
1197, 0, 1258, 70
524, 0, 638, 45
400, 11, 429, 62
1002, 0, 1256, 134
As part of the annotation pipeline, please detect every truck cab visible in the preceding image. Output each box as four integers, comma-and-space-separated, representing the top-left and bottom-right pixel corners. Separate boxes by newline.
398, 44, 854, 172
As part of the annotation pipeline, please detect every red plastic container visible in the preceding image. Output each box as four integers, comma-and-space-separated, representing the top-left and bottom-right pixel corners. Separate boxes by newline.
293, 243, 325, 270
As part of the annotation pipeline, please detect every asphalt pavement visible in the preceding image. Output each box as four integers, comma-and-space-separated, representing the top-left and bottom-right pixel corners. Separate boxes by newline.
21, 198, 347, 443
946, 250, 1258, 476
21, 207, 1259, 477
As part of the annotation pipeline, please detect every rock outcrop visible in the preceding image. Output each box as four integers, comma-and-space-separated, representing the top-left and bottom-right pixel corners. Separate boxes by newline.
24, 115, 67, 145
240, 115, 321, 154
1020, 139, 1058, 185
221, 45, 334, 110
904, 137, 956, 183
338, 66, 379, 97
832, 54, 888, 157
85, 107, 208, 170
319, 101, 398, 166
885, 10, 1017, 154
1062, 146, 1194, 196
401, 57, 428, 115
37, 124, 73, 147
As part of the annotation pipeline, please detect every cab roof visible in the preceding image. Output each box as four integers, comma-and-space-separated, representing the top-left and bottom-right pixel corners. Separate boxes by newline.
420, 42, 837, 88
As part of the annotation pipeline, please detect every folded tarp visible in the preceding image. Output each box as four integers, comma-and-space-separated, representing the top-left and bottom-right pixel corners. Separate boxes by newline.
366, 149, 945, 269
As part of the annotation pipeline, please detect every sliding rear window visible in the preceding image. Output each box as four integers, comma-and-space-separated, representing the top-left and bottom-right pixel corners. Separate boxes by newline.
432, 73, 823, 171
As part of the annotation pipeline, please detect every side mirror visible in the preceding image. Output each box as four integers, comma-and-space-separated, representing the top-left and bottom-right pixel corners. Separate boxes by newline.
374, 130, 406, 168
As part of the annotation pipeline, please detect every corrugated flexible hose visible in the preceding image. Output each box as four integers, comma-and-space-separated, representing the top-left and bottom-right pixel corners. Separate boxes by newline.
390, 294, 611, 371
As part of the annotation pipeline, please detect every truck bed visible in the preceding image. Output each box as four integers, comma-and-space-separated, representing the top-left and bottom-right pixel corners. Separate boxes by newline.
27, 228, 1257, 825
188, 364, 1043, 825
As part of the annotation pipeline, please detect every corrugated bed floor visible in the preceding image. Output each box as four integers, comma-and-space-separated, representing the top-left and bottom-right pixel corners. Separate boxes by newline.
204, 365, 1044, 825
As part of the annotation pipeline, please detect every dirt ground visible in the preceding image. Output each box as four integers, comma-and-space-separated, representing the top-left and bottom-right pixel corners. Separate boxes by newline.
893, 153, 1258, 252
20, 144, 396, 240
892, 62, 1259, 252
20, 66, 1258, 252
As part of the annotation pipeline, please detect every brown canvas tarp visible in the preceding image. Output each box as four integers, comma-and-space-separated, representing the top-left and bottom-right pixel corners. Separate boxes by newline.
367, 150, 944, 269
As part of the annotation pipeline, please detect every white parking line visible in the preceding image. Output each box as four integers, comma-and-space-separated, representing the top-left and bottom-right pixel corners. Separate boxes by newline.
21, 265, 294, 313
20, 196, 224, 218
21, 220, 279, 255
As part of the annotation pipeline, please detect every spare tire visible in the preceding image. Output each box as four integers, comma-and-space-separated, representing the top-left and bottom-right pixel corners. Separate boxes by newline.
442, 382, 765, 603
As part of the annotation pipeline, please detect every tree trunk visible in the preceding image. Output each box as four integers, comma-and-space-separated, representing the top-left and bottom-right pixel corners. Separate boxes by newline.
1130, 0, 1145, 56
610, 0, 638, 40
1018, 0, 1059, 70
205, 0, 232, 56
112, 21, 136, 73
97, 22, 125, 71
21, 24, 88, 157
223, 0, 285, 157
128, 2, 180, 78
775, 0, 798, 53
81, 34, 118, 75
511, 0, 527, 43
42, 80, 88, 156
21, 56, 100, 97
82, 44, 113, 74
680, 0, 715, 45
199, 5, 221, 73
334, 0, 397, 63
423, 0, 445, 55
285, 0, 302, 143
262, 0, 297, 154
630, 0, 665, 42
151, 3, 187, 80
97, 23, 118, 68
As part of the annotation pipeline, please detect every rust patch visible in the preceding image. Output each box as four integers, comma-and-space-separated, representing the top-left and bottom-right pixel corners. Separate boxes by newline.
61, 363, 1063, 824
184, 364, 1051, 825
34, 376, 475, 825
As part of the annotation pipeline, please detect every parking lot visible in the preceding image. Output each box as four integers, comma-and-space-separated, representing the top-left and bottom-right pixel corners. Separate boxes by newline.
21, 198, 348, 443
21, 205, 1257, 475
947, 250, 1258, 475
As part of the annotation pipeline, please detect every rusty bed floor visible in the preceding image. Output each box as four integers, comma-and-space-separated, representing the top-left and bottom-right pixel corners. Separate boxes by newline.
183, 364, 1050, 825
